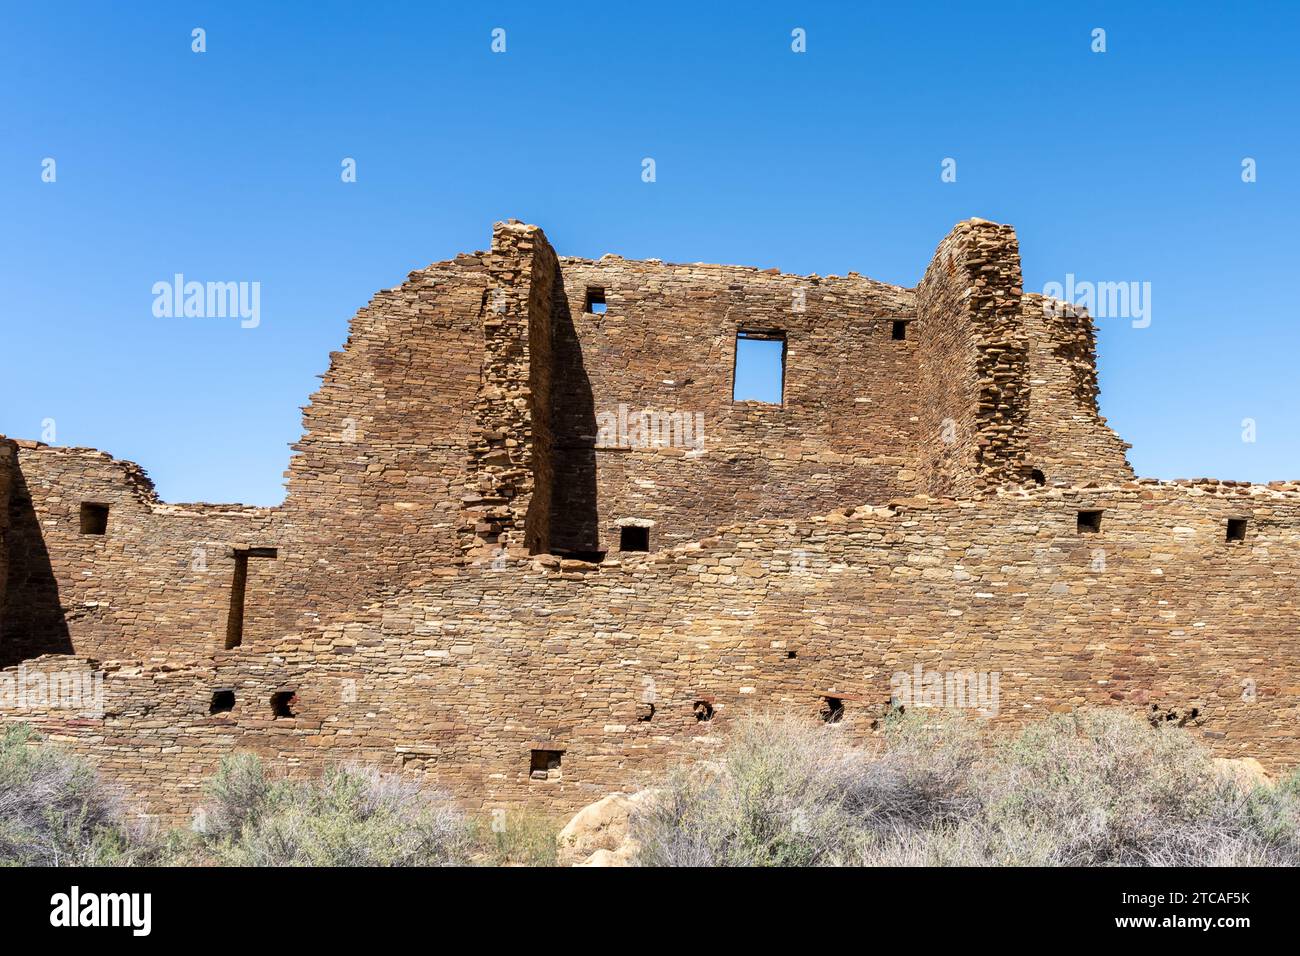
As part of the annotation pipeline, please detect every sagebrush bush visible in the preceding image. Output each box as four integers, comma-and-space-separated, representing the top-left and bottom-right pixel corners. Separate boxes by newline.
0, 730, 530, 867
475, 809, 561, 867
633, 708, 1300, 867
632, 716, 869, 866
197, 754, 478, 866
0, 723, 152, 866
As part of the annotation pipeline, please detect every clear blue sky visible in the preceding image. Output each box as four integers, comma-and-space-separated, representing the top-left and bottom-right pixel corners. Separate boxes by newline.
2, 1, 1296, 505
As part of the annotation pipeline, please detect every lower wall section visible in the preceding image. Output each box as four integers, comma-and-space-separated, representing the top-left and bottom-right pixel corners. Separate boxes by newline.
0, 440, 14, 624
3, 480, 1299, 820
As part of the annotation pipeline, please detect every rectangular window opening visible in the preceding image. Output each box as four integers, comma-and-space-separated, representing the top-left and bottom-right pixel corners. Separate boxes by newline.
820, 696, 845, 724
271, 690, 296, 718
1226, 518, 1248, 542
79, 502, 109, 535
209, 690, 235, 714
733, 330, 786, 404
584, 286, 606, 314
225, 547, 279, 649
1077, 510, 1103, 534
619, 526, 649, 553
891, 320, 908, 341
530, 749, 562, 780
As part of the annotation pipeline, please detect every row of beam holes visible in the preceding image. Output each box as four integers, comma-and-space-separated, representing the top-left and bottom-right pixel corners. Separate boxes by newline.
529, 703, 718, 781
534, 694, 1198, 779
636, 699, 716, 723
209, 689, 296, 718
1076, 509, 1249, 542
72, 505, 1253, 556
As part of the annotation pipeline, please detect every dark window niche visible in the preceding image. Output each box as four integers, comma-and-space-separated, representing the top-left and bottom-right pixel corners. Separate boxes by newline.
530, 749, 562, 780
584, 287, 606, 314
619, 526, 649, 553
270, 690, 296, 718
693, 700, 714, 722
209, 690, 235, 714
820, 696, 845, 724
1030, 468, 1047, 486
1077, 510, 1103, 534
1226, 518, 1248, 542
79, 502, 109, 535
891, 320, 908, 341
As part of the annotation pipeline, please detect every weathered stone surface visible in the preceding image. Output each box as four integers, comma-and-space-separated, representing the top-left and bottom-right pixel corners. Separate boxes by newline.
1214, 757, 1271, 792
558, 789, 658, 866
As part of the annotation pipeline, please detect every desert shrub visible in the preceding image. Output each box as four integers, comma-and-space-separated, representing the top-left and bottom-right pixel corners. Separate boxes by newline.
0, 723, 155, 866
474, 809, 561, 866
198, 755, 477, 866
971, 708, 1222, 865
203, 751, 272, 839
634, 708, 1300, 867
633, 715, 879, 866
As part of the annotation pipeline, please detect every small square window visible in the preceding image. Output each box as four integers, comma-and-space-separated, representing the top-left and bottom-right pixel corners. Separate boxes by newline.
891, 320, 908, 341
584, 287, 606, 314
79, 502, 109, 535
693, 700, 714, 722
1077, 510, 1103, 534
530, 749, 562, 780
210, 690, 235, 714
820, 696, 845, 724
619, 526, 649, 552
1226, 518, 1248, 542
270, 690, 296, 718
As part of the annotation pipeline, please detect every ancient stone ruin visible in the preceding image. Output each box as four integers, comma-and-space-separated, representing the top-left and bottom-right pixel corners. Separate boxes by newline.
2, 218, 1297, 819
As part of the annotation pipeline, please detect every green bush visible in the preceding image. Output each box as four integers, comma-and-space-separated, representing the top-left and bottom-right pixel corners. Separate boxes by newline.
197, 755, 477, 866
0, 723, 154, 866
474, 809, 560, 867
633, 708, 1300, 867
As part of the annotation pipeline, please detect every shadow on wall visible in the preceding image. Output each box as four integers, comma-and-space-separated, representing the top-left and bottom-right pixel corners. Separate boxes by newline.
546, 269, 600, 555
1, 467, 73, 666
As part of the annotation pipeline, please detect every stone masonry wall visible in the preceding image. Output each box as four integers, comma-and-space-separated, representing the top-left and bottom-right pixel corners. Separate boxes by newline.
1022, 293, 1134, 487
915, 219, 1031, 496
547, 255, 920, 555
4, 481, 1297, 820
0, 440, 13, 623
459, 221, 558, 564
0, 217, 1285, 823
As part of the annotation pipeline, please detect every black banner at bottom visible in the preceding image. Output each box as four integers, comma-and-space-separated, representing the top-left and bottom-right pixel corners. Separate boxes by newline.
0, 865, 1277, 942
